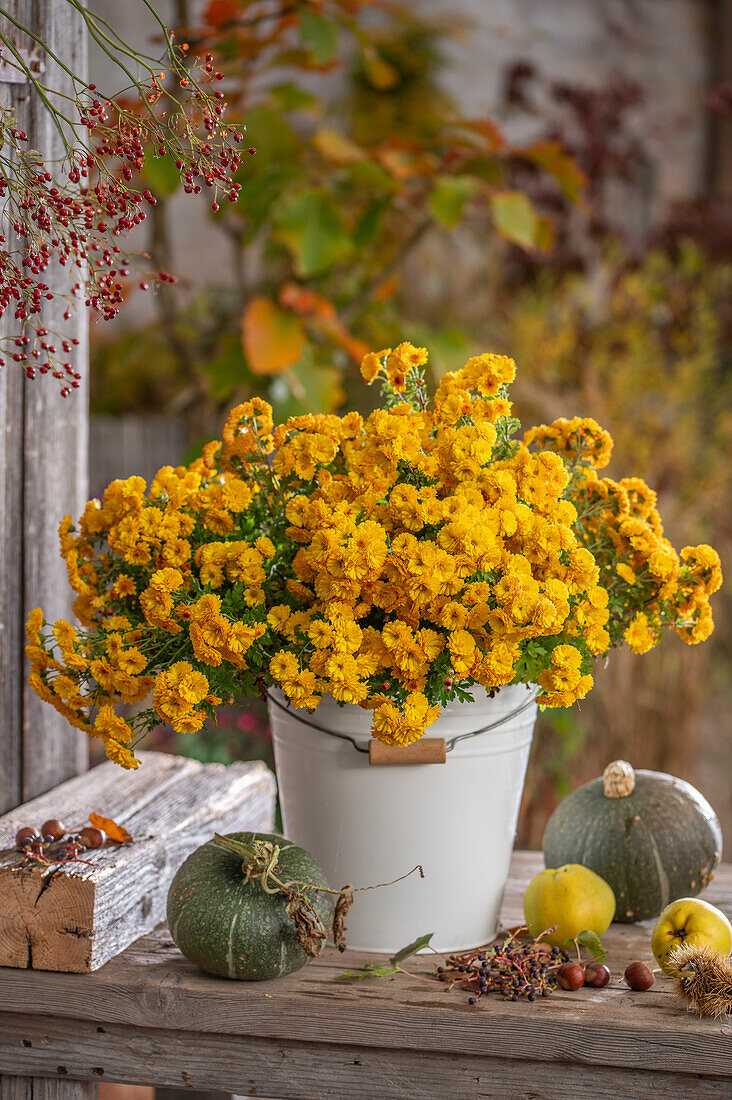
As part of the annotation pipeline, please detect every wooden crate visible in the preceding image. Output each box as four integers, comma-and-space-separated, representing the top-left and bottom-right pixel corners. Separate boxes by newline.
0, 752, 275, 973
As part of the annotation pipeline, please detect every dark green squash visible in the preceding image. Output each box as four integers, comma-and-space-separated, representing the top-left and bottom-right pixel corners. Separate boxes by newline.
167, 831, 334, 980
542, 760, 723, 923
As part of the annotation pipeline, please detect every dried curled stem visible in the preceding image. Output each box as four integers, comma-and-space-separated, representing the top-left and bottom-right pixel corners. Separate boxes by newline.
213, 834, 422, 955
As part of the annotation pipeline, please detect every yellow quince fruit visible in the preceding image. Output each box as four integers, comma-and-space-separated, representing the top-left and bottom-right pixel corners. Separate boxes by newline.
651, 897, 732, 975
524, 863, 616, 947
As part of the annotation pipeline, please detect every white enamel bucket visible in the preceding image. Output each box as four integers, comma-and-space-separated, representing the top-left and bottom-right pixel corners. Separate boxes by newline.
268, 684, 537, 953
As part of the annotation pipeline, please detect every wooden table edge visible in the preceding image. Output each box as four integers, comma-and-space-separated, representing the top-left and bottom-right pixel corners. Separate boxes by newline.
0, 851, 729, 1088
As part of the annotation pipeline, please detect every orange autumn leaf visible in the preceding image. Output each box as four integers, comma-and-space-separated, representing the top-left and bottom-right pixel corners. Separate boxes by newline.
279, 282, 336, 319
337, 332, 370, 363
202, 0, 237, 31
373, 275, 398, 303
461, 118, 506, 152
89, 812, 134, 844
242, 295, 306, 375
376, 147, 419, 181
278, 283, 368, 363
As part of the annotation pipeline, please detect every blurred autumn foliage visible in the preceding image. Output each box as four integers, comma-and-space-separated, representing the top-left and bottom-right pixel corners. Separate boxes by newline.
91, 0, 582, 427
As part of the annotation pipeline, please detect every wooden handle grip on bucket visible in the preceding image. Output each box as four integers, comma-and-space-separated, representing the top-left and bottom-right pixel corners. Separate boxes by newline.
368, 737, 447, 766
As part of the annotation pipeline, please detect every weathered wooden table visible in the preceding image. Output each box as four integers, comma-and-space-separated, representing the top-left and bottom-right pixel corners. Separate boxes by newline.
0, 851, 730, 1100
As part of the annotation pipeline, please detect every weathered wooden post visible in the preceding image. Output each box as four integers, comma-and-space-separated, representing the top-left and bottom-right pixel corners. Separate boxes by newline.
0, 3, 92, 1098
0, 3, 89, 806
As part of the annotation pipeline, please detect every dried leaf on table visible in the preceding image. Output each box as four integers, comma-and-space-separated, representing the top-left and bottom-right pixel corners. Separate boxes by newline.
286, 894, 328, 958
89, 813, 133, 844
333, 886, 354, 952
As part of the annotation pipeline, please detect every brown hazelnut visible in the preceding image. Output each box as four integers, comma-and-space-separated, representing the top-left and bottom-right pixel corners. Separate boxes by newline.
41, 818, 65, 841
624, 961, 655, 991
557, 962, 585, 990
79, 826, 105, 849
584, 961, 611, 988
15, 826, 40, 849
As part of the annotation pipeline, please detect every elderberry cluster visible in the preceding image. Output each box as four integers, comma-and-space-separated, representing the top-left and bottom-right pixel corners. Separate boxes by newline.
0, 50, 254, 395
436, 935, 571, 1004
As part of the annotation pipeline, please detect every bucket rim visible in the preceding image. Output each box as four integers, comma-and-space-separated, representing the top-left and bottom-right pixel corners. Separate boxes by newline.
268, 684, 538, 759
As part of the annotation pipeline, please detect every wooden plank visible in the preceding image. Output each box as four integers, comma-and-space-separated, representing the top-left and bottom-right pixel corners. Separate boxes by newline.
31, 1087, 96, 1100
0, 753, 201, 847
0, 1079, 96, 1100
156, 1092, 225, 1100
0, 1080, 30, 1100
0, 258, 24, 815
0, 0, 34, 818
0, 1, 90, 814
0, 854, 729, 1079
20, 0, 90, 804
88, 416, 187, 504
0, 1011, 730, 1099
0, 753, 276, 971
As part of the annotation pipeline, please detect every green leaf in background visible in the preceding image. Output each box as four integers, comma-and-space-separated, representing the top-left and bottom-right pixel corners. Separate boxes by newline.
236, 166, 303, 240
429, 177, 479, 229
274, 189, 352, 277
461, 155, 502, 185
299, 11, 338, 65
276, 357, 344, 417
269, 83, 318, 113
142, 149, 180, 196
238, 106, 298, 169
565, 929, 607, 962
354, 196, 392, 249
345, 160, 397, 192
198, 335, 247, 400
533, 214, 555, 252
212, 31, 242, 63
406, 326, 470, 380
313, 128, 365, 165
490, 190, 540, 250
390, 933, 434, 965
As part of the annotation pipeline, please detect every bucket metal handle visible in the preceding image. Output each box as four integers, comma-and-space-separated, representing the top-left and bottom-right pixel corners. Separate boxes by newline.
267, 690, 536, 764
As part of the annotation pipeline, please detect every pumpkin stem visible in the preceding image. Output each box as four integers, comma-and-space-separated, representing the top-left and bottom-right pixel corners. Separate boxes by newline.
603, 759, 636, 798
213, 834, 327, 955
213, 833, 282, 885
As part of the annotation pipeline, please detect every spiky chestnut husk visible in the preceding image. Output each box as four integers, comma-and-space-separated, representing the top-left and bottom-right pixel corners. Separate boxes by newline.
671, 942, 732, 1019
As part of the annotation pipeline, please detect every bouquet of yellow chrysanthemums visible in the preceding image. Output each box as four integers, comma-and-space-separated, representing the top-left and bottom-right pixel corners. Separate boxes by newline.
26, 345, 722, 769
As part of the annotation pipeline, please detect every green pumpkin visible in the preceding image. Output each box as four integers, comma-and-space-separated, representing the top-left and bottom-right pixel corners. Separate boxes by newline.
167, 832, 334, 980
542, 760, 722, 923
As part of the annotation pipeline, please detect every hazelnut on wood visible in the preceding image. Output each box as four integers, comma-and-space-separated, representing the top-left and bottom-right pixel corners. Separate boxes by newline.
624, 961, 655, 991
